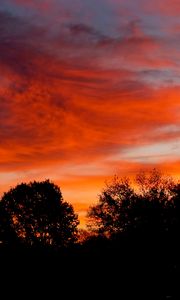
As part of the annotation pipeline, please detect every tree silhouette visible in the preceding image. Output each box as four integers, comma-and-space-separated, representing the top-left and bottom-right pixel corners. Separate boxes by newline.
0, 180, 79, 248
168, 183, 180, 239
0, 201, 19, 247
87, 169, 176, 238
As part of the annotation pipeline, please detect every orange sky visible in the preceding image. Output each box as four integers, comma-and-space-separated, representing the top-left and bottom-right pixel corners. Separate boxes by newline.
0, 0, 179, 227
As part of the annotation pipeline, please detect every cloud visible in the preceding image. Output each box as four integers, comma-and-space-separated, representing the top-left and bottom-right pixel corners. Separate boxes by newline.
143, 0, 180, 16
0, 2, 179, 226
0, 10, 179, 168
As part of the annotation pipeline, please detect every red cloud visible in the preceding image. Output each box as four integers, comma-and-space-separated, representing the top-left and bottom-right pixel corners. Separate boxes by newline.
0, 4, 179, 226
144, 0, 180, 16
8, 0, 54, 12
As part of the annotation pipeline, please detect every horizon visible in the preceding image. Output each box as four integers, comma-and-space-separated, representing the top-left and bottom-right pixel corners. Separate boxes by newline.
0, 0, 179, 227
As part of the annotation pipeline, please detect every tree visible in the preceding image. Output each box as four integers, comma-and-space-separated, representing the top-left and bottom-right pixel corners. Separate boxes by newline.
0, 201, 19, 246
86, 170, 180, 298
168, 183, 180, 239
0, 180, 79, 248
87, 169, 176, 238
87, 176, 135, 236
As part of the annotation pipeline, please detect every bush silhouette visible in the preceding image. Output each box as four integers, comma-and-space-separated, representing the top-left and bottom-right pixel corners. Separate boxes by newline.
0, 180, 79, 248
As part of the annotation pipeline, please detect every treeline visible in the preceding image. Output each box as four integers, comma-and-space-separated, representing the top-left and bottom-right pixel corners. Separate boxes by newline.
1, 169, 179, 249
0, 169, 180, 298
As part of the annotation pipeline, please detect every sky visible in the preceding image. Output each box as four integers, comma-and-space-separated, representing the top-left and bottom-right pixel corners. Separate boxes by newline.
0, 0, 179, 226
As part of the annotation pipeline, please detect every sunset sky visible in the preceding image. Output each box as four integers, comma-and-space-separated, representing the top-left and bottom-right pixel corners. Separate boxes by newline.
0, 0, 179, 226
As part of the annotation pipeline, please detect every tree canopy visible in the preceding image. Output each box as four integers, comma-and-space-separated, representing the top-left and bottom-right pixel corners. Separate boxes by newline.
0, 180, 79, 248
87, 169, 179, 239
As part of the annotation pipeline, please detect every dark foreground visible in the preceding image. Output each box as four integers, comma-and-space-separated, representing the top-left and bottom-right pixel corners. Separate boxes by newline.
0, 237, 179, 299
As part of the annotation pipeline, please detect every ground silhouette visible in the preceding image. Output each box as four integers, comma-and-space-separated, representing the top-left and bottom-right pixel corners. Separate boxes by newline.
0, 171, 179, 298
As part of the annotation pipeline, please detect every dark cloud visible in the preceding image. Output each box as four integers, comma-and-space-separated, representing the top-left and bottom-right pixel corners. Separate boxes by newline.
68, 23, 99, 36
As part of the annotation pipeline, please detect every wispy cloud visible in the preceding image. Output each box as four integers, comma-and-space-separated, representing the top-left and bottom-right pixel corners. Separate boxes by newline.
0, 1, 179, 225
